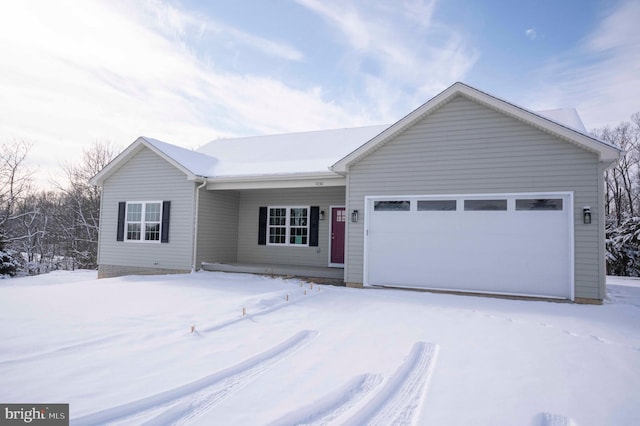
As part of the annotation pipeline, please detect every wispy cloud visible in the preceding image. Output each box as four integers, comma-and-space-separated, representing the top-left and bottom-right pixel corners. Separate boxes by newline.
524, 0, 640, 129
294, 0, 477, 117
140, 0, 304, 62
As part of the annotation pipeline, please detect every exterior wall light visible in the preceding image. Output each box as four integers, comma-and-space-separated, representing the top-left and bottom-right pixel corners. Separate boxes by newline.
320, 210, 325, 220
351, 209, 359, 223
583, 206, 591, 224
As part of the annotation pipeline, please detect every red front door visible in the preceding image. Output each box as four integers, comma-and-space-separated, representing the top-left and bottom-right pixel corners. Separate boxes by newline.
330, 207, 346, 265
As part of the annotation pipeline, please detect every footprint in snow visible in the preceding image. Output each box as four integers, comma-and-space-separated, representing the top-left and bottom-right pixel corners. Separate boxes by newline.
589, 335, 610, 344
534, 412, 577, 426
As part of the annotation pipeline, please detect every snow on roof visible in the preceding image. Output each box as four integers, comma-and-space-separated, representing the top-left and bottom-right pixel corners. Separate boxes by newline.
195, 125, 388, 177
140, 102, 610, 180
535, 108, 588, 133
141, 136, 218, 177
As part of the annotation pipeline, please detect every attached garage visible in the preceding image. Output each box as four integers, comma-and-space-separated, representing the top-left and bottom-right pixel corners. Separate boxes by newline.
364, 193, 574, 299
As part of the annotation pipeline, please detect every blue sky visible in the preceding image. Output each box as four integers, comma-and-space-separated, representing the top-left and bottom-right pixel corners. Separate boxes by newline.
0, 0, 638, 187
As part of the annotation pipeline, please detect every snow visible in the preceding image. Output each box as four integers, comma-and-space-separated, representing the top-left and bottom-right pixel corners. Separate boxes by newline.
195, 125, 388, 177
1, 271, 639, 425
536, 109, 588, 133
141, 137, 218, 178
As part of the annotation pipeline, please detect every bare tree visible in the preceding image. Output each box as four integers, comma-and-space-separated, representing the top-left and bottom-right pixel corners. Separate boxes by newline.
54, 141, 117, 269
0, 140, 34, 275
593, 114, 640, 224
0, 140, 34, 227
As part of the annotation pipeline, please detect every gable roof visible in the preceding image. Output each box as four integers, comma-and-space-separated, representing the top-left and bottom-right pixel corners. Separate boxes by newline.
196, 125, 388, 178
331, 82, 622, 173
89, 136, 217, 186
91, 83, 622, 187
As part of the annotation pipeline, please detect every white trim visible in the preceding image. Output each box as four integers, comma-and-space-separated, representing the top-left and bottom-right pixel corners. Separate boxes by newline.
192, 179, 207, 272
363, 191, 575, 301
328, 205, 346, 267
567, 192, 575, 301
374, 285, 569, 300
90, 137, 199, 186
332, 82, 622, 172
266, 206, 311, 247
206, 173, 345, 190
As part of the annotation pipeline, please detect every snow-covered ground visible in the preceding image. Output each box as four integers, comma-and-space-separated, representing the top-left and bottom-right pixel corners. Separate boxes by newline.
1, 271, 639, 425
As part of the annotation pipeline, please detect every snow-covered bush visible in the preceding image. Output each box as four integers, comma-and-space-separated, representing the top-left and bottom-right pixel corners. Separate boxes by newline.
0, 245, 18, 277
606, 217, 640, 276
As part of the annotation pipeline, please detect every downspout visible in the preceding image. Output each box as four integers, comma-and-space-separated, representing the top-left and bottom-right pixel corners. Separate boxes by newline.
192, 178, 207, 273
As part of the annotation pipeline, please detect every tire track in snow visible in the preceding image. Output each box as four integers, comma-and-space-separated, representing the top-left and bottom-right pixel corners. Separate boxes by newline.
0, 333, 128, 366
267, 374, 383, 426
343, 342, 439, 426
71, 330, 317, 426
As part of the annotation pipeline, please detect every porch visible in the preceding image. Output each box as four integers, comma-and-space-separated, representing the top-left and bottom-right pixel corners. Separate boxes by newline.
201, 261, 345, 284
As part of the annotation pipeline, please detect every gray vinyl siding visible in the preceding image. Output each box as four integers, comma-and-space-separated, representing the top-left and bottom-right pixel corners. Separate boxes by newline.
345, 95, 604, 299
236, 187, 345, 268
98, 146, 196, 273
196, 190, 240, 267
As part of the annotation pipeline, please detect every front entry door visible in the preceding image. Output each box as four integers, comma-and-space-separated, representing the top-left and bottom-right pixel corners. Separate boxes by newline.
330, 207, 346, 265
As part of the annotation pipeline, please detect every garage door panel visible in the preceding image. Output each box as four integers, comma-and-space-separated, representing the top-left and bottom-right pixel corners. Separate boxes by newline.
365, 193, 573, 299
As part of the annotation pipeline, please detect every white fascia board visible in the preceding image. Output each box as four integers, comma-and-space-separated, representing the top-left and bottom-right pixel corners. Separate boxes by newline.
331, 84, 461, 173
206, 172, 345, 190
89, 137, 197, 186
332, 82, 622, 172
139, 138, 197, 181
462, 87, 622, 163
89, 139, 146, 186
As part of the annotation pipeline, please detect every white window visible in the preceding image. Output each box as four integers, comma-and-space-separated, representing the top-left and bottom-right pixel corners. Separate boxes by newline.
268, 207, 309, 246
126, 202, 162, 242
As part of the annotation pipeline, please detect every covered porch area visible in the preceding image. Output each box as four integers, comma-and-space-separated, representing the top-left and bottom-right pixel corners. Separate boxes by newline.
201, 261, 344, 284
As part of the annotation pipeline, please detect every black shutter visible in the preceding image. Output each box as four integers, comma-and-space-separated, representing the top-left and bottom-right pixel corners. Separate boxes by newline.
117, 202, 126, 241
161, 201, 171, 243
309, 206, 319, 247
258, 207, 267, 245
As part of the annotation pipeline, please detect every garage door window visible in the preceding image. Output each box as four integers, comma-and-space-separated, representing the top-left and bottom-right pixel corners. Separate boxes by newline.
464, 199, 507, 211
417, 200, 457, 211
516, 199, 563, 211
374, 201, 410, 211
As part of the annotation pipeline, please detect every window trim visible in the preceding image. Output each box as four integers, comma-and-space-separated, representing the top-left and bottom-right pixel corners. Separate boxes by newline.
125, 201, 163, 243
267, 206, 310, 247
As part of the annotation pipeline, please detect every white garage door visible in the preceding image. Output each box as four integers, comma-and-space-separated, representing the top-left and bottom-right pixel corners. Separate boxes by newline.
364, 193, 574, 299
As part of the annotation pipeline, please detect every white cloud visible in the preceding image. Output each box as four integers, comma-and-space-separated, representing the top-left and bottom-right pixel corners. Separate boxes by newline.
524, 0, 640, 129
0, 0, 353, 187
525, 28, 537, 40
